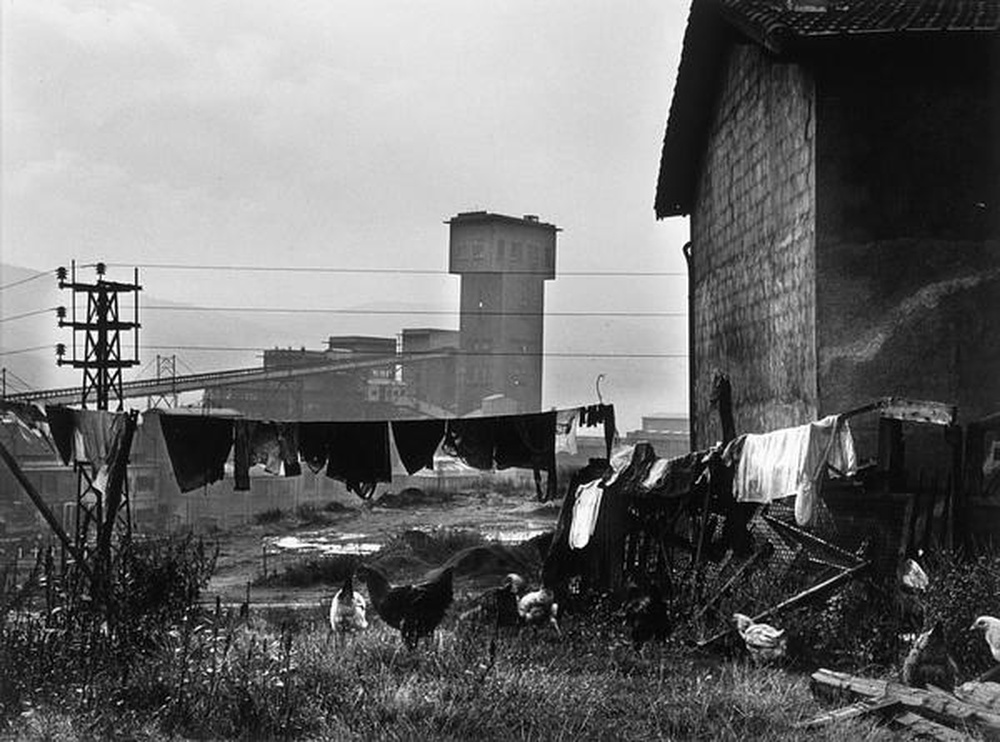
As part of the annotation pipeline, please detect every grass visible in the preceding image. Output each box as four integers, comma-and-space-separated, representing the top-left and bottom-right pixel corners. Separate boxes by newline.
3, 608, 894, 741
6, 527, 1000, 740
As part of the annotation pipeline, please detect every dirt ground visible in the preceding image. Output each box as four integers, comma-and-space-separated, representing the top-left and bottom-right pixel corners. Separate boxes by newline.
203, 489, 561, 609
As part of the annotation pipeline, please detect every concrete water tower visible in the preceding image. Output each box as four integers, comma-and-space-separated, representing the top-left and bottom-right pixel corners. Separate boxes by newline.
447, 211, 559, 414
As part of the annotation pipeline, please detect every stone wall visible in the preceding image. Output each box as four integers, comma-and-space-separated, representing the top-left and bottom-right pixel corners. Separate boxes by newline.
689, 43, 817, 447
814, 46, 1000, 425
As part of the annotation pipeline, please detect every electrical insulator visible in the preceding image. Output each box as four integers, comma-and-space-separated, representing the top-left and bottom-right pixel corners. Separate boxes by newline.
55, 343, 66, 358
56, 306, 66, 320
56, 266, 67, 281
96, 262, 106, 276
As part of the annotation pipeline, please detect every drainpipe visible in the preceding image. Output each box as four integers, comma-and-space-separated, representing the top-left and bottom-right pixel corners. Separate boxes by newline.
682, 241, 695, 450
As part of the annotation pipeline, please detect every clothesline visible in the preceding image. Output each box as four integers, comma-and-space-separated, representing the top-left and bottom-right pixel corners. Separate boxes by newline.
0, 399, 616, 502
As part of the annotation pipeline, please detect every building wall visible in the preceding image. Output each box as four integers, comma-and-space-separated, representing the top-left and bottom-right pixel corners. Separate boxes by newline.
689, 43, 817, 447
814, 45, 1000, 425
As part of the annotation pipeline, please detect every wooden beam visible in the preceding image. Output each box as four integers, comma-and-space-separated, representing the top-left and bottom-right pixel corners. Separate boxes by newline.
697, 561, 868, 648
811, 668, 1000, 735
891, 711, 970, 742
794, 697, 900, 729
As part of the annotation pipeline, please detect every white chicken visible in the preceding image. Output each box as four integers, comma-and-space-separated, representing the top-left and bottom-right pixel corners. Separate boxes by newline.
328, 571, 368, 645
970, 615, 1000, 662
733, 613, 787, 663
899, 558, 930, 592
518, 586, 561, 636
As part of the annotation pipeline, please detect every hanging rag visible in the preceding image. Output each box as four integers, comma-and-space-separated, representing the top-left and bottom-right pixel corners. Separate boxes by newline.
494, 411, 558, 501
325, 421, 392, 499
277, 423, 301, 477
45, 405, 77, 466
443, 417, 496, 470
390, 419, 446, 474
158, 413, 234, 493
734, 415, 856, 526
555, 408, 578, 455
299, 422, 336, 473
568, 478, 604, 549
0, 401, 54, 450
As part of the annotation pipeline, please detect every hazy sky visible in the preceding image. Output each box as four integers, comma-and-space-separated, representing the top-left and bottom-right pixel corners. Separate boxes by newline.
1, 0, 692, 430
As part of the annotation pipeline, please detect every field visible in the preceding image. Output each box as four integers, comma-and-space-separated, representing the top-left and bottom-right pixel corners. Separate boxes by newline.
3, 485, 998, 740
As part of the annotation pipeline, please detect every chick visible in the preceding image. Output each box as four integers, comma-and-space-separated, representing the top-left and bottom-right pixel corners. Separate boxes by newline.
733, 613, 787, 663
970, 615, 1000, 662
902, 622, 958, 691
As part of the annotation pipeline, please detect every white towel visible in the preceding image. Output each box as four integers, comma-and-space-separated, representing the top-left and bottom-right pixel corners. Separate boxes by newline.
735, 415, 856, 526
568, 479, 604, 549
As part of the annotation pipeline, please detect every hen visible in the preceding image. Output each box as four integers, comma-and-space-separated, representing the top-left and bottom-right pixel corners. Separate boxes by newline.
459, 573, 527, 628
357, 563, 454, 649
970, 615, 1000, 662
622, 578, 672, 650
518, 585, 561, 636
733, 613, 787, 663
328, 571, 368, 645
902, 621, 959, 691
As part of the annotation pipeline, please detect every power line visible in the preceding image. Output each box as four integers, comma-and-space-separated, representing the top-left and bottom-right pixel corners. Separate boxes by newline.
0, 343, 689, 359
0, 307, 58, 324
143, 304, 686, 318
133, 345, 689, 359
0, 345, 51, 358
111, 262, 687, 278
0, 271, 55, 292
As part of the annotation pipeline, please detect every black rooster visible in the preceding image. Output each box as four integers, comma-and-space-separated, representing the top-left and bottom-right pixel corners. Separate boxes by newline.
622, 577, 672, 650
357, 563, 454, 649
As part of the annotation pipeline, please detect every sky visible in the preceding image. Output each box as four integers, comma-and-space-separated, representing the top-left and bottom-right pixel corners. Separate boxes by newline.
1, 0, 692, 432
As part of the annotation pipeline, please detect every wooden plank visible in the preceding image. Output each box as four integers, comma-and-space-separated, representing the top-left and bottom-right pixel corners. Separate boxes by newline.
811, 668, 1000, 734
892, 711, 970, 742
794, 698, 900, 730
879, 397, 956, 426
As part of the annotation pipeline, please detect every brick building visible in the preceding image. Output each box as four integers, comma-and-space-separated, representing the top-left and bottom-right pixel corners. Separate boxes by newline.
656, 0, 1000, 449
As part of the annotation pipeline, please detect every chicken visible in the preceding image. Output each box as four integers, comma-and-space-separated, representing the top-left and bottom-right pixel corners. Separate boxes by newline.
970, 615, 1000, 662
328, 571, 367, 645
899, 558, 929, 592
458, 573, 527, 628
517, 585, 561, 636
896, 558, 928, 641
622, 578, 672, 650
733, 613, 787, 663
357, 563, 454, 649
902, 621, 959, 691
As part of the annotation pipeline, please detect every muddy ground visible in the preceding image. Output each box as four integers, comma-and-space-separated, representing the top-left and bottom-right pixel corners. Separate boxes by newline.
203, 488, 562, 610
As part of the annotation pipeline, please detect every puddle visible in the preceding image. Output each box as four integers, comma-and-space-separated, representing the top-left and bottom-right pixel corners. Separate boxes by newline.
265, 520, 554, 556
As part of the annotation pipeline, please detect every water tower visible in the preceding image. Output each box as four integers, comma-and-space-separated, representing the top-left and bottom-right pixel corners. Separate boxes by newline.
447, 211, 559, 414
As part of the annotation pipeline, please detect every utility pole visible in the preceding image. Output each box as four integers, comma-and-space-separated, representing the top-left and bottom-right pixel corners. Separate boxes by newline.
56, 261, 141, 601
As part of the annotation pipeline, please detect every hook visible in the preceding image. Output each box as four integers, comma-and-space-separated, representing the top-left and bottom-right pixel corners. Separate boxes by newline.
595, 374, 605, 405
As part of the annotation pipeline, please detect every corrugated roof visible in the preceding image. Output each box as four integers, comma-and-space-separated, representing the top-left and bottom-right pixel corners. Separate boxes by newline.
654, 0, 1000, 218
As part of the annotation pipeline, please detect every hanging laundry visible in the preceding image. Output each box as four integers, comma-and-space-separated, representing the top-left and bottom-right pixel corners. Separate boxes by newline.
390, 419, 446, 475
555, 408, 578, 455
443, 417, 496, 470
568, 478, 604, 549
299, 422, 336, 473
494, 411, 556, 471
45, 405, 77, 466
277, 423, 301, 477
0, 401, 53, 450
158, 413, 234, 493
579, 403, 617, 458
325, 421, 392, 499
734, 415, 856, 526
